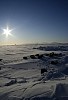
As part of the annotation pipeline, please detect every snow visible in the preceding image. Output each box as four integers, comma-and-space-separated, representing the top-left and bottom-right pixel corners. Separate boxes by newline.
0, 44, 68, 100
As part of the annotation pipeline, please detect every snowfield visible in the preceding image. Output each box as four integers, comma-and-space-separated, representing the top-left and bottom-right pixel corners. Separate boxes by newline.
0, 44, 68, 100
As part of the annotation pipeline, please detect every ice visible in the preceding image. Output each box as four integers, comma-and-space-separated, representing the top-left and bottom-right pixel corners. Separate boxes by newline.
0, 44, 68, 100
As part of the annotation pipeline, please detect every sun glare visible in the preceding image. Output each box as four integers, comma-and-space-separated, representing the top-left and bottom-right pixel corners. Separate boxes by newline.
2, 26, 13, 37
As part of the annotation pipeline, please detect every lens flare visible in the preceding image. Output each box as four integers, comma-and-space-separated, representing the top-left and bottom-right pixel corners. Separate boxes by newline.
2, 26, 13, 37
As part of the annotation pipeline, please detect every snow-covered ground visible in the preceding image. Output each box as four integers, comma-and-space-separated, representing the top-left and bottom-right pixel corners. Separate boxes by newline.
0, 44, 68, 100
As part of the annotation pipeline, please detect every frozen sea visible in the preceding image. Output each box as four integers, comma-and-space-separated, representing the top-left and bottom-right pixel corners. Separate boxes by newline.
0, 43, 68, 100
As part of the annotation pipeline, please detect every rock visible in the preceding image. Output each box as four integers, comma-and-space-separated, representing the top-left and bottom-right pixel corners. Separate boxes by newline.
30, 55, 36, 59
0, 59, 3, 61
23, 57, 28, 60
41, 68, 47, 74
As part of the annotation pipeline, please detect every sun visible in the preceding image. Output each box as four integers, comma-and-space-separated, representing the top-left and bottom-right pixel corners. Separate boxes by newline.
2, 26, 13, 37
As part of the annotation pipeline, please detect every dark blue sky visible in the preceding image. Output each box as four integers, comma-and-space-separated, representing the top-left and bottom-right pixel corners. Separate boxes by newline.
0, 0, 68, 45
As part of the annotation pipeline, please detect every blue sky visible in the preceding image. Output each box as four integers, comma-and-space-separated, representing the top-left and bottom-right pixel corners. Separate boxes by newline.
0, 0, 68, 45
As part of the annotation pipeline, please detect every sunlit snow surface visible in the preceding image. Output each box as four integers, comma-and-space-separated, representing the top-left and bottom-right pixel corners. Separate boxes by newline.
0, 44, 68, 100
